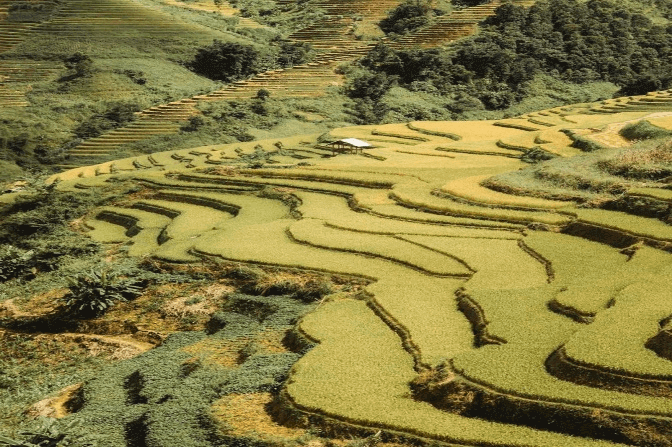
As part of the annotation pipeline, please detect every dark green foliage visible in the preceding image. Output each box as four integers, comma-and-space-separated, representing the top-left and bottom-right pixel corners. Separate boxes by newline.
0, 418, 95, 447
180, 116, 206, 133
60, 53, 95, 81
61, 269, 143, 318
188, 40, 262, 82
521, 147, 558, 164
453, 0, 489, 6
116, 69, 147, 85
561, 130, 606, 152
275, 41, 314, 67
73, 102, 140, 139
52, 292, 314, 446
256, 88, 271, 101
379, 0, 433, 35
7, 2, 59, 23
619, 120, 672, 141
0, 245, 37, 283
187, 39, 314, 83
0, 183, 91, 240
351, 0, 672, 121
347, 71, 397, 101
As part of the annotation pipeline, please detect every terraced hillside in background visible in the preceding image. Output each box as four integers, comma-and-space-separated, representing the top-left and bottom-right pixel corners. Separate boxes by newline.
22, 102, 672, 446
53, 0, 537, 168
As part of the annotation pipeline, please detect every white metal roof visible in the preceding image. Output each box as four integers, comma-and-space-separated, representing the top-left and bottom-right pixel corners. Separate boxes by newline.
335, 138, 372, 148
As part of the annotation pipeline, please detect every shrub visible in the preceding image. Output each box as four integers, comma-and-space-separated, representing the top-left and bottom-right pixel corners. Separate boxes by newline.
379, 0, 433, 35
0, 245, 36, 283
561, 130, 605, 152
276, 41, 313, 67
60, 53, 95, 81
256, 88, 271, 100
0, 417, 95, 447
180, 116, 206, 132
188, 40, 261, 82
61, 269, 143, 318
74, 102, 140, 138
521, 147, 558, 164
619, 120, 672, 141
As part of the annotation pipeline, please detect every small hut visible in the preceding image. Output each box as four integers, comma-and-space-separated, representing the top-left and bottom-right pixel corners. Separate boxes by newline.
326, 138, 372, 155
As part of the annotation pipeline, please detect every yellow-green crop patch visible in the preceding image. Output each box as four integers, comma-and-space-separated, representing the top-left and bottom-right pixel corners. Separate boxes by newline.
391, 183, 571, 225
296, 191, 521, 238
571, 207, 672, 242
289, 299, 628, 447
47, 107, 672, 446
440, 174, 573, 210
563, 277, 672, 378
401, 235, 548, 290
288, 218, 471, 276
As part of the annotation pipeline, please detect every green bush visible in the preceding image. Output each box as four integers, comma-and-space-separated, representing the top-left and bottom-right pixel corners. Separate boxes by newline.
73, 102, 140, 139
61, 269, 143, 319
351, 0, 672, 117
619, 120, 672, 141
60, 53, 95, 82
180, 116, 205, 133
379, 0, 433, 35
560, 130, 605, 152
0, 417, 96, 447
0, 245, 36, 283
188, 41, 262, 82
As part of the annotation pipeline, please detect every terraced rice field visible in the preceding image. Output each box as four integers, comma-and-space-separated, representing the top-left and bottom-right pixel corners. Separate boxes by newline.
0, 0, 233, 111
159, 0, 265, 28
57, 0, 541, 167
0, 1, 65, 109
39, 104, 672, 446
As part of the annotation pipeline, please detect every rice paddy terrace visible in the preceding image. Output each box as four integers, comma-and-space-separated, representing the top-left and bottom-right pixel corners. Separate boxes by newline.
38, 102, 672, 447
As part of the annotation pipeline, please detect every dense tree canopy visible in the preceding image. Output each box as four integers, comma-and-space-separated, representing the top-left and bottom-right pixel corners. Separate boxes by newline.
379, 0, 434, 35
350, 0, 672, 117
188, 41, 262, 82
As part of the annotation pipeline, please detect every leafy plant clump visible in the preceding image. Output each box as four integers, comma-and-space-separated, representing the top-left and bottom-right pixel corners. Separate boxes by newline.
73, 102, 142, 139
0, 245, 37, 283
188, 41, 262, 82
379, 0, 435, 35
187, 40, 313, 82
561, 130, 606, 153
61, 269, 144, 319
0, 417, 95, 447
619, 120, 672, 141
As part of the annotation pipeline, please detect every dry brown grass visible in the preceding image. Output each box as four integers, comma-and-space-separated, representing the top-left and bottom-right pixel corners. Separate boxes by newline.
612, 140, 672, 165
0, 288, 68, 319
105, 281, 233, 332
212, 392, 306, 439
183, 329, 288, 368
27, 383, 83, 419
